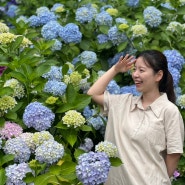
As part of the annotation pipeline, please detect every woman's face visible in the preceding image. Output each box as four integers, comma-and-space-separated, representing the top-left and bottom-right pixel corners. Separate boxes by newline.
131, 57, 162, 93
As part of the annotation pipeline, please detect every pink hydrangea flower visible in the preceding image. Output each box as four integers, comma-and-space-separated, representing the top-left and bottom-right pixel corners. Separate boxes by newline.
0, 121, 23, 139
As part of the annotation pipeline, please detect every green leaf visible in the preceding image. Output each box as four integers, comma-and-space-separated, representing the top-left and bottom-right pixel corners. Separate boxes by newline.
34, 173, 58, 185
0, 168, 6, 185
5, 111, 17, 120
10, 36, 24, 51
60, 161, 76, 176
0, 154, 14, 166
74, 149, 85, 160
109, 157, 123, 167
62, 129, 77, 147
0, 87, 14, 96
117, 42, 128, 52
66, 84, 77, 104
80, 125, 92, 131
9, 71, 27, 83
62, 63, 69, 75
0, 118, 5, 127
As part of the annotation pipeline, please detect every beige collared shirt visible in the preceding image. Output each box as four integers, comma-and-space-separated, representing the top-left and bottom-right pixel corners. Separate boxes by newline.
103, 91, 184, 185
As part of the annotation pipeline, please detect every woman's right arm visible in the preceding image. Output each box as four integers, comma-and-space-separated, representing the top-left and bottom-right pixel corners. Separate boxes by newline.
87, 54, 135, 106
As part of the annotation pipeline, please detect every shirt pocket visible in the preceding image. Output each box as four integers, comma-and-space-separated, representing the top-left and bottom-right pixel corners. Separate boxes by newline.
145, 121, 166, 147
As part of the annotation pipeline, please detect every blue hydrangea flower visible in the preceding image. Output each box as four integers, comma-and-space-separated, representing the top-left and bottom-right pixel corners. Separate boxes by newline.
175, 87, 182, 98
168, 66, 181, 87
160, 2, 176, 10
35, 139, 64, 164
58, 23, 82, 44
97, 34, 109, 44
75, 6, 94, 23
80, 51, 98, 68
100, 5, 113, 12
41, 21, 62, 40
36, 6, 50, 15
42, 66, 63, 81
106, 80, 120, 94
143, 6, 162, 27
4, 137, 31, 163
95, 11, 113, 26
176, 94, 185, 109
28, 15, 41, 27
108, 52, 125, 67
16, 15, 29, 24
108, 26, 127, 45
83, 106, 94, 119
6, 4, 18, 17
5, 163, 32, 185
126, 0, 140, 8
51, 39, 62, 51
44, 80, 67, 96
163, 49, 185, 71
115, 18, 128, 24
50, 3, 64, 12
38, 11, 57, 26
120, 84, 140, 96
76, 151, 111, 185
79, 138, 94, 152
87, 116, 104, 130
23, 102, 55, 131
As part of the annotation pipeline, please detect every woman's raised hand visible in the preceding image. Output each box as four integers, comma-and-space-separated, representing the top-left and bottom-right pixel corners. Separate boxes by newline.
114, 54, 136, 73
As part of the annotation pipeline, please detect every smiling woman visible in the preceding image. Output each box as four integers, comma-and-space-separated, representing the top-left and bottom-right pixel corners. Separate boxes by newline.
87, 50, 184, 185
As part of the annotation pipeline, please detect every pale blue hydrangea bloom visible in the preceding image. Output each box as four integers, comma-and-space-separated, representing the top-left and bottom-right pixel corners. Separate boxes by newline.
51, 39, 62, 51
44, 80, 67, 96
83, 106, 95, 119
4, 137, 31, 163
79, 138, 94, 152
87, 116, 104, 130
28, 15, 41, 27
59, 23, 82, 44
168, 66, 181, 87
95, 11, 113, 27
36, 6, 50, 15
41, 20, 62, 40
6, 4, 19, 17
160, 2, 176, 10
176, 94, 185, 109
16, 15, 29, 23
76, 151, 111, 185
79, 78, 91, 93
106, 80, 120, 94
97, 34, 109, 44
166, 21, 182, 33
120, 85, 140, 96
35, 139, 64, 164
163, 49, 185, 71
38, 11, 57, 26
50, 3, 64, 12
175, 87, 182, 98
5, 163, 32, 185
143, 6, 162, 27
75, 6, 94, 23
80, 51, 98, 68
100, 5, 113, 12
23, 102, 55, 131
95, 141, 118, 158
115, 17, 128, 24
126, 0, 140, 8
108, 26, 127, 45
42, 66, 63, 81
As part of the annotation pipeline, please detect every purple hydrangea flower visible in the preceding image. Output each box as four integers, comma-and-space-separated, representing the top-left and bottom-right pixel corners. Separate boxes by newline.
0, 121, 23, 139
95, 11, 113, 27
0, 66, 6, 75
5, 163, 32, 185
41, 21, 62, 40
42, 66, 63, 81
59, 23, 82, 44
108, 26, 127, 45
35, 139, 64, 164
106, 80, 120, 94
44, 80, 67, 96
163, 49, 185, 71
143, 6, 162, 28
23, 102, 55, 131
76, 151, 111, 185
79, 138, 94, 152
4, 137, 31, 163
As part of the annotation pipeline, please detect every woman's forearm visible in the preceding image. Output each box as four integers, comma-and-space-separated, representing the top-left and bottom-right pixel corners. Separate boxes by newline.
165, 153, 181, 177
87, 65, 118, 96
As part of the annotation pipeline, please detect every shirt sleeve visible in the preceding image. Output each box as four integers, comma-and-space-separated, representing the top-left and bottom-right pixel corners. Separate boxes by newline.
164, 105, 184, 154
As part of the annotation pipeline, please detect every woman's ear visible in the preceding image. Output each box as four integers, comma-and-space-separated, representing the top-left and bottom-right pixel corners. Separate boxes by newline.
156, 70, 163, 82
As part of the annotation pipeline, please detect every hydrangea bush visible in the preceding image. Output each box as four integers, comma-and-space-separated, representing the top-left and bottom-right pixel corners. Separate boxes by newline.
0, 0, 185, 184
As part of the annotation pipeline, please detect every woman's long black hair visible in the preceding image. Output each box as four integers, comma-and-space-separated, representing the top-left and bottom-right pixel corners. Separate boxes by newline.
136, 50, 176, 103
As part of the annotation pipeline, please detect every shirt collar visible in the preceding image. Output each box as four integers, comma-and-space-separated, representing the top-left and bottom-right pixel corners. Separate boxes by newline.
130, 93, 169, 117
